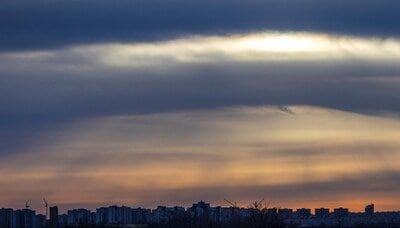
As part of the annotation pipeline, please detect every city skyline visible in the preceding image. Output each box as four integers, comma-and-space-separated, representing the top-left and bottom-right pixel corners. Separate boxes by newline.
2, 200, 397, 227
0, 199, 382, 215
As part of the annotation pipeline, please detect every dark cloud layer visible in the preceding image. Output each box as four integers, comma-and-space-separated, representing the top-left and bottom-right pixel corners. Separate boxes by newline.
1, 0, 400, 51
1, 60, 400, 154
2, 61, 399, 121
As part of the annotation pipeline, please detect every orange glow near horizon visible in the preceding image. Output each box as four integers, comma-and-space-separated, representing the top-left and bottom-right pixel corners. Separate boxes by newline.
1, 106, 400, 213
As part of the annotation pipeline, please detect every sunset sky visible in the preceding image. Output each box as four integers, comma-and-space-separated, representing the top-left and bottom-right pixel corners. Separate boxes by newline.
1, 0, 400, 214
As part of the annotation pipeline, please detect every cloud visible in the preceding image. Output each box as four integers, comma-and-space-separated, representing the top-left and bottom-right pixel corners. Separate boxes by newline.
1, 106, 400, 212
1, 32, 400, 120
4, 32, 399, 67
1, 0, 400, 51
1, 32, 400, 155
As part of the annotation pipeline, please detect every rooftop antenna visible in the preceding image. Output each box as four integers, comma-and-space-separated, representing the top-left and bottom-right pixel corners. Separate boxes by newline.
25, 201, 30, 210
43, 198, 48, 219
25, 201, 30, 228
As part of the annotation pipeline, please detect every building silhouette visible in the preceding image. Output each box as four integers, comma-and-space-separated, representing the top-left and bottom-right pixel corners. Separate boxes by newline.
365, 203, 374, 215
49, 206, 58, 228
315, 208, 329, 218
334, 207, 349, 218
295, 208, 311, 218
0, 208, 14, 228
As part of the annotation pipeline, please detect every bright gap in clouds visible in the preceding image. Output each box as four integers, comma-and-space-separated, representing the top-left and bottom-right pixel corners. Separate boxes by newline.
83, 32, 400, 66
2, 31, 400, 69
235, 33, 330, 52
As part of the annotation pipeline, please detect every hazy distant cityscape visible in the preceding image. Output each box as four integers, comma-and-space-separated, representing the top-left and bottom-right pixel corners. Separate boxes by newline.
2, 201, 400, 227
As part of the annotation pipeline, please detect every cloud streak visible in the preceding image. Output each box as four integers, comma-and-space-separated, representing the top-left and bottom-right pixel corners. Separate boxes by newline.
3, 32, 400, 67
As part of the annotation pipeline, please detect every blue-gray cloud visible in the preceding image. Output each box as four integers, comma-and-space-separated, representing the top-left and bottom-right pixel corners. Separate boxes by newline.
1, 0, 400, 51
1, 59, 400, 155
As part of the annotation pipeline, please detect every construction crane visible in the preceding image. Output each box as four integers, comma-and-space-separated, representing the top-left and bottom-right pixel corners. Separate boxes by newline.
43, 198, 48, 219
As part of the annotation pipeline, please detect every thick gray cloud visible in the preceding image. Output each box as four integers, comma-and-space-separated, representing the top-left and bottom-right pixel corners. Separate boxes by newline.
1, 0, 400, 51
2, 60, 399, 120
1, 59, 400, 154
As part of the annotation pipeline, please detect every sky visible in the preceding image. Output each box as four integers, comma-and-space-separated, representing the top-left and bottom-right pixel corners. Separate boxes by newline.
1, 0, 400, 213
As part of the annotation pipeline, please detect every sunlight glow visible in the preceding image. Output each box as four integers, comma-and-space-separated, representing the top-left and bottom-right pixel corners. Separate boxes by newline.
235, 33, 331, 52
2, 31, 400, 70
